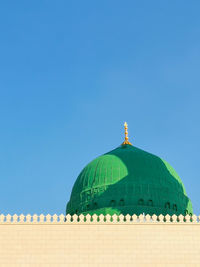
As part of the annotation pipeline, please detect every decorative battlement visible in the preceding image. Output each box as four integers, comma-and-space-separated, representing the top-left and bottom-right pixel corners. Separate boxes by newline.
0, 214, 199, 224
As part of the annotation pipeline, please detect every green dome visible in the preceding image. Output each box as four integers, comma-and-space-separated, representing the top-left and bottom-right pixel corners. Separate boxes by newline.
66, 144, 193, 216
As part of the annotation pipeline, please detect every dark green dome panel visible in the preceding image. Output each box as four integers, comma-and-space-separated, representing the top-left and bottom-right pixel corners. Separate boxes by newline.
66, 144, 193, 216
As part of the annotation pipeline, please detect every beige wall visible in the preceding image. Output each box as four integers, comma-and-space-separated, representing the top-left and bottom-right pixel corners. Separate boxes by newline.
0, 221, 200, 266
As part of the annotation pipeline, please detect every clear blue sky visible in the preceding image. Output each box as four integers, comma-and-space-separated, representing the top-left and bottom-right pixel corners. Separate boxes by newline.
0, 1, 200, 215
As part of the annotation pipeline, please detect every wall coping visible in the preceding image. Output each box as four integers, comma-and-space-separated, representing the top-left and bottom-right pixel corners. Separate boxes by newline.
0, 214, 199, 224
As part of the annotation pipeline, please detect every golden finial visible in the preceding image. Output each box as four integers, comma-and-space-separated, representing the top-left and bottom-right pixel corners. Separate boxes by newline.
122, 122, 132, 145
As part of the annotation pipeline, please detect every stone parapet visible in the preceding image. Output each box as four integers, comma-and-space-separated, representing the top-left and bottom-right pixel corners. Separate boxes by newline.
1, 215, 200, 266
0, 213, 199, 224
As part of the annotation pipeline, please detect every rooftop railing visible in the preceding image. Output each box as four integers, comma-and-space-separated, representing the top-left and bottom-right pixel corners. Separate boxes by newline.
0, 214, 199, 224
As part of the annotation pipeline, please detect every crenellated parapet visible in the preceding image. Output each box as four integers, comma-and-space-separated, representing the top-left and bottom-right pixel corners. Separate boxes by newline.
0, 214, 199, 224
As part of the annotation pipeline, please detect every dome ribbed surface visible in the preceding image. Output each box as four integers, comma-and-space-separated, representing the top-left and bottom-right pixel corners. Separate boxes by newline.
66, 144, 193, 216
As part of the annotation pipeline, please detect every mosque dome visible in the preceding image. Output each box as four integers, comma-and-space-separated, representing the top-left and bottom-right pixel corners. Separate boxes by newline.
66, 123, 193, 216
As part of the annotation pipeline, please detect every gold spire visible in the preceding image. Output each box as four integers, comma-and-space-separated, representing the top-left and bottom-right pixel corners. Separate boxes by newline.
122, 122, 132, 145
